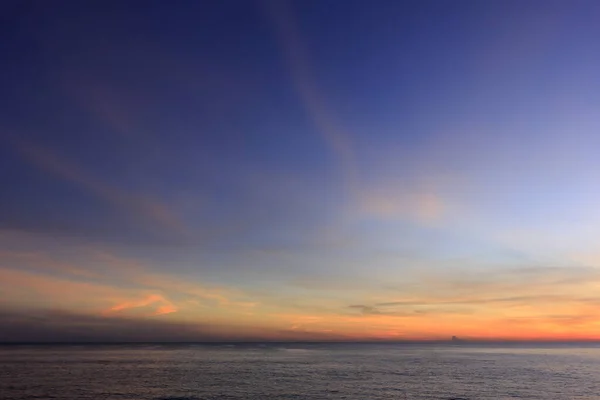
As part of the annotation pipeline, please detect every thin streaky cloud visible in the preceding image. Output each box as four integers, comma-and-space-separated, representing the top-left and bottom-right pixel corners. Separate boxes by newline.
263, 0, 358, 199
5, 134, 187, 236
105, 293, 178, 316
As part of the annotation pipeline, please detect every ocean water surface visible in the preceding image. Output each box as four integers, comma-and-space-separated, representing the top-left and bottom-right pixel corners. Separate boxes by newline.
1, 343, 600, 399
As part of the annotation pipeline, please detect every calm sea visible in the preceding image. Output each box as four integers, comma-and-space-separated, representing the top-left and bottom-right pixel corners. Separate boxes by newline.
1, 343, 600, 399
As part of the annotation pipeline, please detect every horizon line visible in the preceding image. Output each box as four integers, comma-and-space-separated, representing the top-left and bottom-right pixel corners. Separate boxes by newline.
4, 339, 600, 345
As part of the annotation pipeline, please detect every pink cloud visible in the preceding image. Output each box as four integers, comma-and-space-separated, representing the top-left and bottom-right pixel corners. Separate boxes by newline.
358, 188, 444, 222
106, 294, 177, 316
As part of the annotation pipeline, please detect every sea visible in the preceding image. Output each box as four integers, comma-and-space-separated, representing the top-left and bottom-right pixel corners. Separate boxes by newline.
1, 343, 600, 400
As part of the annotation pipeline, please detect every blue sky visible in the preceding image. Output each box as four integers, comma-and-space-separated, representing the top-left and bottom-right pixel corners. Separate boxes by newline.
2, 0, 600, 341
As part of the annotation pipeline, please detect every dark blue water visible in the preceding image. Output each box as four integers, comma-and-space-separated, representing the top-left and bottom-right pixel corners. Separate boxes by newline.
2, 343, 600, 399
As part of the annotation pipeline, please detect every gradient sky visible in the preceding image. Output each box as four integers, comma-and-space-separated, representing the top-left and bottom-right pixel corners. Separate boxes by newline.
2, 0, 600, 342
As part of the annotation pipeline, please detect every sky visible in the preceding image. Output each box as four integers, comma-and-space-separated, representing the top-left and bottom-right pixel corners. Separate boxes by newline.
2, 0, 600, 342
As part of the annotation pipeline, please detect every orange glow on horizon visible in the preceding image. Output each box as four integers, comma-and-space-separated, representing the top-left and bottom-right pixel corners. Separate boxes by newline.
3, 243, 600, 342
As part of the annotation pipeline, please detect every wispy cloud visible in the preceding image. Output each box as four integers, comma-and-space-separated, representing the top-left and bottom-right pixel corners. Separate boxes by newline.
105, 294, 177, 316
91, 250, 246, 307
0, 242, 256, 320
62, 78, 145, 140
0, 267, 133, 312
357, 187, 444, 222
0, 250, 99, 279
348, 305, 382, 315
263, 0, 358, 199
341, 264, 600, 338
4, 228, 600, 340
375, 294, 577, 308
5, 134, 187, 237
